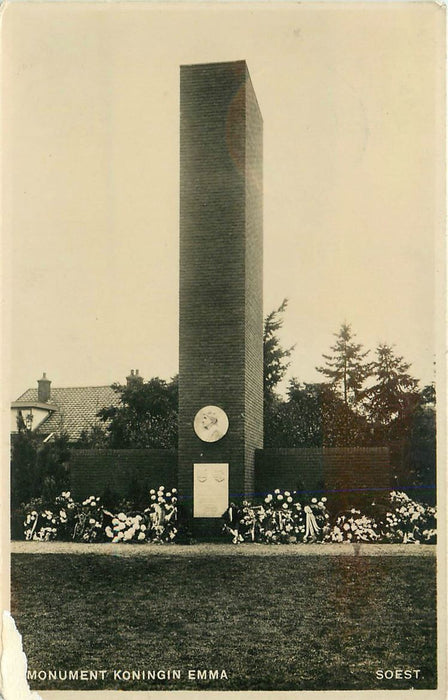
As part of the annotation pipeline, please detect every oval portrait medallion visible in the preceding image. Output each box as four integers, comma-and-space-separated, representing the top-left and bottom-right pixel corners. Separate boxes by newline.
193, 405, 229, 443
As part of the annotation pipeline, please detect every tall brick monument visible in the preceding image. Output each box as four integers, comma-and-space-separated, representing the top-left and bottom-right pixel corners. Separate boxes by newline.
178, 61, 263, 530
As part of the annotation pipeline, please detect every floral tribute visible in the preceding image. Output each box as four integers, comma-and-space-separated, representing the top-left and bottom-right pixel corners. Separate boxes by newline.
381, 490, 436, 544
22, 487, 435, 546
23, 491, 76, 542
329, 510, 380, 543
223, 489, 331, 544
22, 487, 177, 544
222, 490, 436, 545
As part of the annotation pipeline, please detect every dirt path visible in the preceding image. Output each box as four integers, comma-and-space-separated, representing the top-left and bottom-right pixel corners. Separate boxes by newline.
10, 541, 436, 557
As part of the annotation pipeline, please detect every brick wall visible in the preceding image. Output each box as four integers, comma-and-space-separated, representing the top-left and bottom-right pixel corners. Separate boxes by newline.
179, 61, 263, 515
255, 447, 391, 498
70, 446, 391, 508
244, 68, 264, 494
70, 449, 177, 501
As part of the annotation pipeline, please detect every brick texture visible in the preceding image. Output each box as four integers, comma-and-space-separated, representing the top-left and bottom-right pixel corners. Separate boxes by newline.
70, 449, 177, 501
179, 61, 263, 517
70, 446, 391, 510
255, 447, 391, 497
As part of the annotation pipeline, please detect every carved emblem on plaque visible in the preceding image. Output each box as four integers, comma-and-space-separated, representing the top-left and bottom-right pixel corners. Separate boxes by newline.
214, 468, 226, 483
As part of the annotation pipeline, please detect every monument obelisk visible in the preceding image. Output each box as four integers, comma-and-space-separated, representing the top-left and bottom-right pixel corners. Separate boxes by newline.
179, 61, 263, 533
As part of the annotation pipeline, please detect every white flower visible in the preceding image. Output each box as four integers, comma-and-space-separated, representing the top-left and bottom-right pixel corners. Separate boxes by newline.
284, 491, 290, 497
311, 498, 317, 504
118, 512, 126, 521
274, 489, 280, 494
322, 497, 327, 503
105, 526, 113, 538
172, 488, 177, 493
89, 518, 95, 525
287, 497, 293, 503
138, 532, 145, 541
277, 494, 283, 501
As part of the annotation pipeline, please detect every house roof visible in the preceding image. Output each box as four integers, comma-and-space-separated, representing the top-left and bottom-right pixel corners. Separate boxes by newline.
15, 385, 120, 441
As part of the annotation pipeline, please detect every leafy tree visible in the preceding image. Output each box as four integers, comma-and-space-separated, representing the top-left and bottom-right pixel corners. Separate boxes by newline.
76, 423, 110, 448
11, 420, 70, 511
316, 323, 371, 408
363, 343, 419, 440
265, 380, 370, 448
11, 422, 40, 510
97, 375, 178, 449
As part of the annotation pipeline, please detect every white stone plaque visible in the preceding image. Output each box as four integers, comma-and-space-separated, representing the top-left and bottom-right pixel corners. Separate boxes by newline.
193, 406, 229, 443
193, 463, 229, 518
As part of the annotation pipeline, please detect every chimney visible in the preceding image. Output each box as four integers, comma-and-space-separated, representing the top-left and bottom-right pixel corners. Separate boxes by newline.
37, 373, 51, 402
126, 369, 143, 388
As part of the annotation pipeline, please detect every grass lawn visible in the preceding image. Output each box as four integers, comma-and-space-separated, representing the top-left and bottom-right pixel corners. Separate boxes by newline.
11, 553, 436, 691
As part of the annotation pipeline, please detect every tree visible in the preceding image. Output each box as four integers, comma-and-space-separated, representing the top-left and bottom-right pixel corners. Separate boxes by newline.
76, 423, 109, 448
316, 323, 371, 408
363, 343, 419, 439
11, 419, 70, 510
265, 380, 369, 448
405, 384, 436, 499
263, 299, 295, 402
97, 375, 178, 449
263, 299, 295, 441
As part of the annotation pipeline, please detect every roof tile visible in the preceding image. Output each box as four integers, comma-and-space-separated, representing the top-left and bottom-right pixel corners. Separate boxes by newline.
15, 386, 120, 440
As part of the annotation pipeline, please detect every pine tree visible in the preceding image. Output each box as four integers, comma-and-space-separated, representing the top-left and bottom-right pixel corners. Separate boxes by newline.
364, 343, 419, 430
263, 299, 295, 403
316, 323, 371, 408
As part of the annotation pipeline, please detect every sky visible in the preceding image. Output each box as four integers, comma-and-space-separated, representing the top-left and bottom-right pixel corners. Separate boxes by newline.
3, 2, 444, 400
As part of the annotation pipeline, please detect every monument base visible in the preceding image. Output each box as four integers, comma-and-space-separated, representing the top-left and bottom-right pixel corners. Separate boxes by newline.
190, 517, 226, 542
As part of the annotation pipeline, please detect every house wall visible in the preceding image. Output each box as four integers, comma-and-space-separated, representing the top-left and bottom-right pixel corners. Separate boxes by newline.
10, 406, 52, 433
